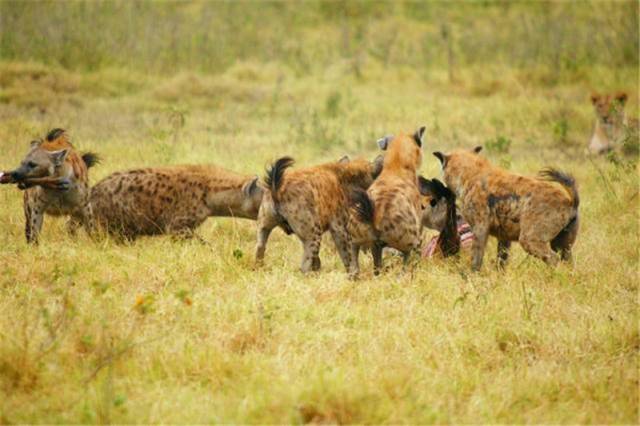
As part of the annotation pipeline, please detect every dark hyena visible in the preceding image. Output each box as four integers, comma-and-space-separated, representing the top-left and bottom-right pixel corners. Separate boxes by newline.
433, 147, 579, 270
89, 165, 264, 241
0, 128, 99, 243
255, 156, 383, 276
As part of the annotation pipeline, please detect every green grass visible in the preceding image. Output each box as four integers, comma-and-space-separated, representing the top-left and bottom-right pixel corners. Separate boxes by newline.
0, 1, 638, 423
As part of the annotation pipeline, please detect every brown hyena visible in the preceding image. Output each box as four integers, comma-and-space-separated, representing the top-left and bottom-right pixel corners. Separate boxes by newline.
0, 128, 99, 244
433, 147, 579, 271
348, 127, 425, 277
89, 165, 264, 241
589, 92, 639, 155
255, 155, 383, 276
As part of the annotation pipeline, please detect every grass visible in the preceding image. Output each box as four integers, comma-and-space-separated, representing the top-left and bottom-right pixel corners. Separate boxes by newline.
0, 1, 638, 423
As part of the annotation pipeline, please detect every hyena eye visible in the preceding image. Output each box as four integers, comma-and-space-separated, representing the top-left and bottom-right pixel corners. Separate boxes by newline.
27, 161, 37, 168
430, 199, 437, 207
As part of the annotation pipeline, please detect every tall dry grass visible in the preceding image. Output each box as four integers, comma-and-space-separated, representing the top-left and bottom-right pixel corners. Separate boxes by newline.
0, 1, 638, 423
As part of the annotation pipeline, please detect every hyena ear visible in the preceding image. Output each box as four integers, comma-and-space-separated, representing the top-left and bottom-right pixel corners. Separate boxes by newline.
590, 93, 600, 105
417, 176, 433, 196
338, 155, 350, 164
615, 92, 628, 105
242, 176, 262, 197
371, 154, 384, 178
377, 135, 393, 151
46, 128, 66, 142
49, 149, 68, 166
433, 151, 448, 168
413, 126, 426, 147
30, 139, 42, 149
473, 146, 483, 154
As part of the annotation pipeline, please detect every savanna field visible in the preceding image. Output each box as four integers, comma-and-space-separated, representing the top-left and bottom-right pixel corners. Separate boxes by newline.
0, 2, 638, 424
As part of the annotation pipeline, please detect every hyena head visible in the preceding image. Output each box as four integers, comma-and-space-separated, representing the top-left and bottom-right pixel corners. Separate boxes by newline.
9, 140, 68, 182
432, 146, 487, 194
333, 154, 384, 188
591, 92, 627, 127
241, 176, 264, 211
377, 126, 425, 173
418, 176, 453, 231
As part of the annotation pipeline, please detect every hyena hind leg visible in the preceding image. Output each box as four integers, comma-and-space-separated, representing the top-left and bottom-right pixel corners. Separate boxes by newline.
519, 237, 559, 267
24, 196, 45, 245
300, 234, 322, 274
497, 239, 512, 269
551, 216, 579, 262
329, 224, 352, 273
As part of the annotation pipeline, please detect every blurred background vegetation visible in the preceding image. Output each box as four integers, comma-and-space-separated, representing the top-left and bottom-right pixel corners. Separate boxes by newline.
1, 0, 637, 80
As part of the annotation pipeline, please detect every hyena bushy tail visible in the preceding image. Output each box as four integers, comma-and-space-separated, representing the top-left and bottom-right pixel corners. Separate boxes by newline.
539, 168, 580, 260
81, 152, 101, 169
539, 168, 580, 209
351, 188, 375, 224
265, 156, 294, 201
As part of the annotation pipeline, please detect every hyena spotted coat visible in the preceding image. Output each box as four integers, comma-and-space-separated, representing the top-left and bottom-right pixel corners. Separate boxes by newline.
90, 165, 263, 240
433, 147, 579, 270
0, 128, 99, 243
349, 127, 425, 276
255, 156, 383, 275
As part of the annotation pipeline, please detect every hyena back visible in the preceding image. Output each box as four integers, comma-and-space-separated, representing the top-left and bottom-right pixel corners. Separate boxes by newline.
90, 165, 263, 240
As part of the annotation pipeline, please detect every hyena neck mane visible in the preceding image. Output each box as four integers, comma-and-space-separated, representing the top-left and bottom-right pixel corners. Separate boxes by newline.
437, 195, 460, 257
448, 156, 491, 194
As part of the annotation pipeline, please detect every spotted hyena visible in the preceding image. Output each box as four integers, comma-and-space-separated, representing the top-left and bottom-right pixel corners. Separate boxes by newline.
89, 165, 264, 241
0, 129, 99, 244
589, 92, 639, 155
348, 127, 425, 277
433, 147, 579, 270
255, 155, 383, 276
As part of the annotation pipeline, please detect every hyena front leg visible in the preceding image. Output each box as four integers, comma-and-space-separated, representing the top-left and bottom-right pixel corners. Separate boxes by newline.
67, 202, 94, 238
349, 243, 361, 280
24, 191, 45, 244
401, 235, 422, 275
372, 242, 384, 275
80, 202, 95, 237
497, 239, 511, 269
470, 223, 489, 271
